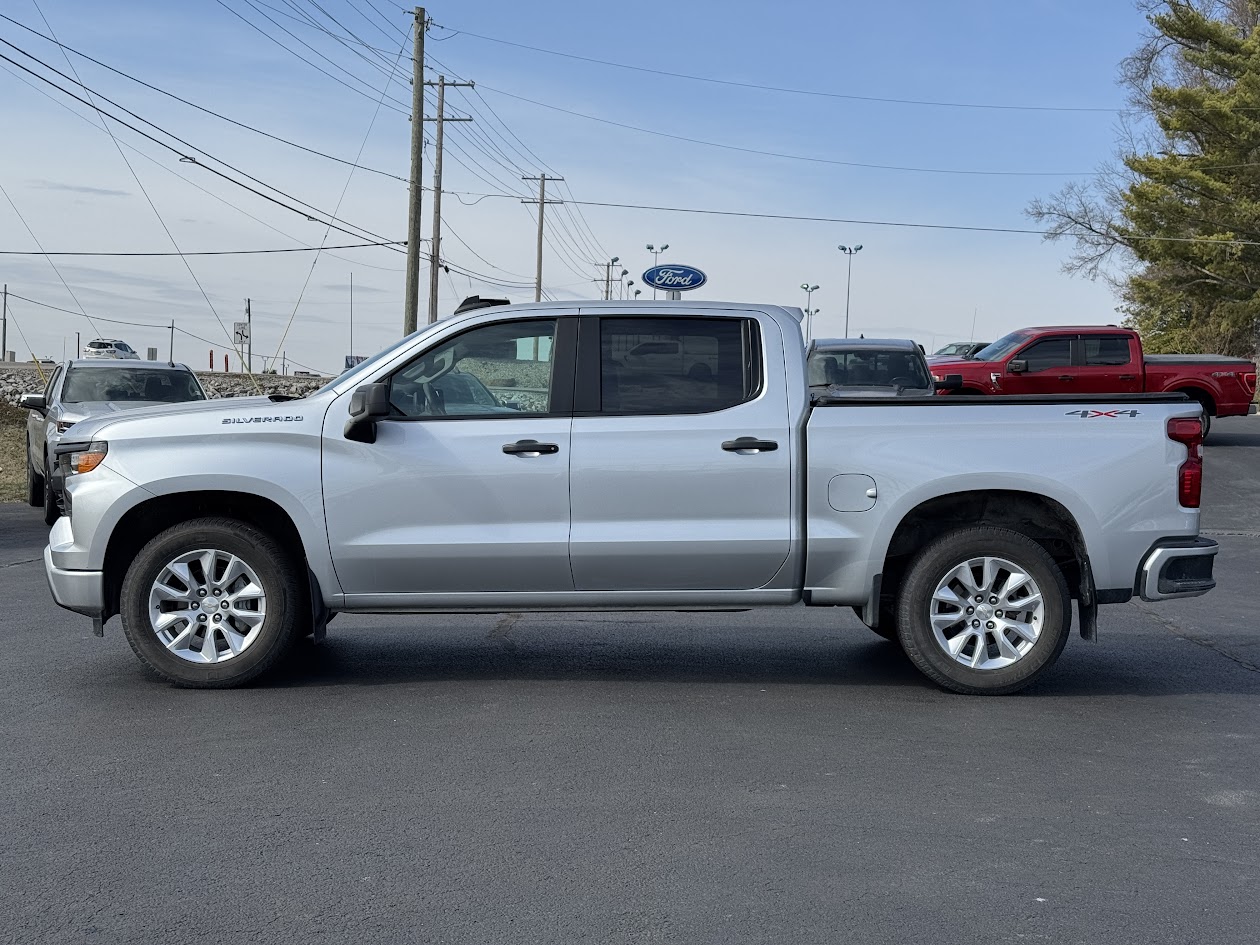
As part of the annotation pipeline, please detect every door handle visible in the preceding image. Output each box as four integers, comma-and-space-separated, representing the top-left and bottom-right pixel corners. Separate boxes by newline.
1058, 375, 1075, 382
502, 439, 559, 456
722, 437, 778, 453
1119, 374, 1137, 381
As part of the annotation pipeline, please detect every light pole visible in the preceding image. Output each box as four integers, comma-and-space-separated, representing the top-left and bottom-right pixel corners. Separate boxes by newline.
601, 256, 620, 300
805, 308, 821, 343
646, 242, 669, 298
837, 244, 863, 338
800, 283, 819, 342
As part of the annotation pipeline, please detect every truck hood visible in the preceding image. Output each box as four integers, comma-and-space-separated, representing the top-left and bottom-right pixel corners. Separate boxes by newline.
61, 395, 286, 440
928, 358, 992, 375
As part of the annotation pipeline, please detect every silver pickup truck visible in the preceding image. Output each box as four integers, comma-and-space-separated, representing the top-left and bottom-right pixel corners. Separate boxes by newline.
43, 301, 1217, 694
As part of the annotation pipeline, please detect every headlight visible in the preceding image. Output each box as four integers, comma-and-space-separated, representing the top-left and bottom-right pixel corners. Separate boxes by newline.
931, 374, 944, 382
64, 441, 109, 476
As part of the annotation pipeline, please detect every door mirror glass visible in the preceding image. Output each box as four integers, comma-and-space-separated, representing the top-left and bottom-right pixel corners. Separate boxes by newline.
1007, 359, 1027, 374
344, 382, 391, 443
19, 393, 47, 413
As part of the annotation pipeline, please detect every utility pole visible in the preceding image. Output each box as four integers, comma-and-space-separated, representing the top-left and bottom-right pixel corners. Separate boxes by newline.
424, 75, 473, 324
1, 284, 7, 364
75, 331, 80, 359
522, 174, 564, 302
245, 298, 252, 372
349, 272, 353, 364
402, 6, 426, 336
168, 320, 174, 362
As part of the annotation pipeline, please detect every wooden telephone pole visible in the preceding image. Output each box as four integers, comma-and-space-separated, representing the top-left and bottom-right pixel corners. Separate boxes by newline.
424, 75, 473, 324
402, 7, 426, 336
522, 175, 564, 302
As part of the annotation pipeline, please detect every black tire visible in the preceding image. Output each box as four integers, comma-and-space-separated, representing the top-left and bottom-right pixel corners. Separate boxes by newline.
1201, 412, 1212, 439
896, 526, 1071, 695
120, 517, 307, 688
42, 458, 60, 526
26, 439, 44, 509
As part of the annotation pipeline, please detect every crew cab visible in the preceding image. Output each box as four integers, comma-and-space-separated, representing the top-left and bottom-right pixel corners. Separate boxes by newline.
42, 301, 1218, 695
930, 326, 1257, 433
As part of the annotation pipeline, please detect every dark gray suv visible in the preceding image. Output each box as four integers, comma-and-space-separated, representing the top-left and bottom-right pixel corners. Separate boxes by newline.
20, 360, 206, 525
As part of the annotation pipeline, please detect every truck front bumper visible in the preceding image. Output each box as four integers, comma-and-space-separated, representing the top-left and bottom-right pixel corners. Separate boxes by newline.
43, 545, 105, 617
1138, 537, 1218, 601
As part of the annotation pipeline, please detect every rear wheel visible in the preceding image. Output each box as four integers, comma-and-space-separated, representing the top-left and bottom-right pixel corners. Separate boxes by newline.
896, 526, 1071, 695
120, 518, 306, 688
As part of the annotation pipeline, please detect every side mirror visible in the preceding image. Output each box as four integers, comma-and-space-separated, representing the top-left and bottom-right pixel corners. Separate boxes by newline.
1007, 359, 1027, 374
19, 393, 47, 414
343, 382, 391, 443
934, 374, 963, 391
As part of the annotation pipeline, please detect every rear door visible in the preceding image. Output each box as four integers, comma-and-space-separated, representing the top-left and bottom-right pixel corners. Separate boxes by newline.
568, 311, 793, 591
999, 336, 1076, 395
1075, 334, 1141, 394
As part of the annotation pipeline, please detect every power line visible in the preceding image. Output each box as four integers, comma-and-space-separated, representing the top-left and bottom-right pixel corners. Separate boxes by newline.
0, 11, 411, 183
0, 45, 402, 247
0, 241, 405, 256
476, 84, 1095, 177
26, 0, 247, 378
433, 23, 1122, 114
0, 182, 100, 336
0, 57, 408, 273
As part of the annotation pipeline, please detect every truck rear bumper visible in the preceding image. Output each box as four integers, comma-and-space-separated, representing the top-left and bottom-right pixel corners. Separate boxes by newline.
1138, 538, 1218, 601
44, 545, 105, 617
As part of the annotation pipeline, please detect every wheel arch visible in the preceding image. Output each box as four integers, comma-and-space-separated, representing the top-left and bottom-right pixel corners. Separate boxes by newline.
101, 491, 316, 625
1172, 385, 1216, 415
880, 490, 1090, 606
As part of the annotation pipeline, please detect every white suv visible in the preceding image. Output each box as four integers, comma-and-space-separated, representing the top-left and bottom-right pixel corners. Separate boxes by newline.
83, 339, 141, 360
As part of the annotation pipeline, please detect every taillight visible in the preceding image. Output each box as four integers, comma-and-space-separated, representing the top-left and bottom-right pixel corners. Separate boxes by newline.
1244, 372, 1257, 396
1167, 417, 1203, 508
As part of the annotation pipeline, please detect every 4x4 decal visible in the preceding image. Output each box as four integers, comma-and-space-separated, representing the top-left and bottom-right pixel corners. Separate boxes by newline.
1065, 409, 1142, 418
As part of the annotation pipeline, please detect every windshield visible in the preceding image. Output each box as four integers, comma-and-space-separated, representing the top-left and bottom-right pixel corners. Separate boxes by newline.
309, 328, 430, 398
61, 367, 205, 404
934, 342, 969, 356
971, 331, 1031, 362
808, 348, 931, 389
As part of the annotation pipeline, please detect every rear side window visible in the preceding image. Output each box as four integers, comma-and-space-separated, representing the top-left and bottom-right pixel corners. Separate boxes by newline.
1019, 338, 1073, 372
599, 317, 759, 415
1083, 336, 1132, 366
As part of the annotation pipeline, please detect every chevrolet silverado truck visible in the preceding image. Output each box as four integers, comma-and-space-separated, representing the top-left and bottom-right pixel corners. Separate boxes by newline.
929, 325, 1257, 434
43, 301, 1218, 695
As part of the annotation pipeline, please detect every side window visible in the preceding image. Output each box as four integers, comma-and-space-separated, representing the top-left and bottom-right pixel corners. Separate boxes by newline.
1018, 338, 1073, 372
388, 319, 556, 418
1083, 336, 1132, 366
600, 317, 759, 415
44, 366, 62, 400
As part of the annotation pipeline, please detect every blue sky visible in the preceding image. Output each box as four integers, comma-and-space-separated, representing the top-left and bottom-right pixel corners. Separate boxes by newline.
0, 0, 1149, 372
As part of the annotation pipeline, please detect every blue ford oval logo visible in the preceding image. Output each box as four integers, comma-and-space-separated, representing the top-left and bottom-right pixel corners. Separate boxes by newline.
643, 264, 707, 291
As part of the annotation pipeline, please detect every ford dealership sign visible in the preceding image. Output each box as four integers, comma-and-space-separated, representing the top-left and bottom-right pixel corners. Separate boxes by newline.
643, 264, 707, 291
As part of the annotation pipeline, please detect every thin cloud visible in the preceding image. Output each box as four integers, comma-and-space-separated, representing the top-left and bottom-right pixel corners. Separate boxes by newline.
27, 179, 130, 198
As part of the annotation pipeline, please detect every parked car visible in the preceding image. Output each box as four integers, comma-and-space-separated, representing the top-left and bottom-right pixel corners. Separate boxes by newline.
930, 325, 1257, 434
808, 338, 938, 397
44, 301, 1216, 695
931, 341, 991, 360
19, 360, 206, 525
83, 339, 141, 360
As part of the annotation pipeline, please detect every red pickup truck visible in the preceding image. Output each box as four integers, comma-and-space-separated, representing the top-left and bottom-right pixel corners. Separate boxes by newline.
930, 326, 1257, 432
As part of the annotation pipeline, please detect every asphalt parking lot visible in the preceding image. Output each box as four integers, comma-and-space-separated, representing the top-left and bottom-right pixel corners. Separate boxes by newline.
2, 418, 1258, 945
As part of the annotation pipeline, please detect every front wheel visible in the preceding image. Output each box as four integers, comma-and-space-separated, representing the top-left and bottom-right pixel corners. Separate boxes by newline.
120, 518, 306, 688
42, 459, 60, 526
26, 440, 44, 509
896, 527, 1071, 695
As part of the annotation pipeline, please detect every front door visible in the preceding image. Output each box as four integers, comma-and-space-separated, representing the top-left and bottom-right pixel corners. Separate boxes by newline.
568, 312, 793, 591
324, 317, 576, 597
1000, 336, 1076, 395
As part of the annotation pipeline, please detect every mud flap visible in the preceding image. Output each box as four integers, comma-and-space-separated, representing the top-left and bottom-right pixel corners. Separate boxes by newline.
308, 568, 330, 642
1077, 555, 1098, 642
